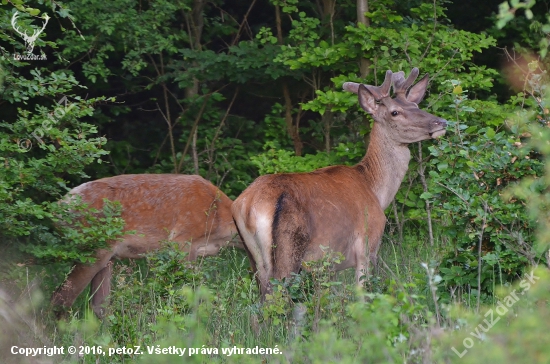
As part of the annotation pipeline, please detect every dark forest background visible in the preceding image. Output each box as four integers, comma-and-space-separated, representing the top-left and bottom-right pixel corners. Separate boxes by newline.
2, 0, 550, 363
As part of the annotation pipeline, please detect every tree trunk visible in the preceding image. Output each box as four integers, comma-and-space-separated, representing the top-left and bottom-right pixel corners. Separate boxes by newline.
276, 4, 303, 156
283, 83, 303, 156
191, 0, 205, 50
185, 0, 205, 100
357, 0, 371, 78
192, 127, 199, 175
179, 0, 206, 173
357, 0, 369, 26
323, 110, 333, 153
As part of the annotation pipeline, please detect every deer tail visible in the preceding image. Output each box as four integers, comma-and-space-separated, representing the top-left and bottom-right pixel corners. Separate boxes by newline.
271, 192, 310, 280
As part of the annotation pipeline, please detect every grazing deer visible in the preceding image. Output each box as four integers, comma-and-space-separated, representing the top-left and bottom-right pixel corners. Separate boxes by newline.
232, 68, 447, 298
51, 174, 241, 317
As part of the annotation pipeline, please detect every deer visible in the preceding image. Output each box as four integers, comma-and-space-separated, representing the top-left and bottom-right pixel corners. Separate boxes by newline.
51, 174, 242, 318
11, 11, 50, 54
232, 68, 447, 298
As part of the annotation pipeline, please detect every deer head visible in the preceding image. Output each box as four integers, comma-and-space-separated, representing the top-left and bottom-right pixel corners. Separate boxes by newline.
11, 11, 50, 54
343, 68, 447, 145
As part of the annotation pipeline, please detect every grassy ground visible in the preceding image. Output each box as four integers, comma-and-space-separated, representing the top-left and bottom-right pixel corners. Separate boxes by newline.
1, 231, 549, 363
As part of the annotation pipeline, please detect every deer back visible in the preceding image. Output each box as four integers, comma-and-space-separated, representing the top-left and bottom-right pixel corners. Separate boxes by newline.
66, 174, 240, 258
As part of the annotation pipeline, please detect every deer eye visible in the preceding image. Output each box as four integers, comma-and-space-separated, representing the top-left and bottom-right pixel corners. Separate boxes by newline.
391, 111, 399, 117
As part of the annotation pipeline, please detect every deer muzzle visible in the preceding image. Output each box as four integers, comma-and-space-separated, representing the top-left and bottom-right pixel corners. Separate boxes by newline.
430, 118, 447, 138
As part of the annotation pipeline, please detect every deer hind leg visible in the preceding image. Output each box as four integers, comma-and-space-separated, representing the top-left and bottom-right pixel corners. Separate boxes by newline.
255, 215, 275, 300
51, 250, 113, 317
354, 234, 368, 286
90, 260, 113, 318
233, 212, 274, 300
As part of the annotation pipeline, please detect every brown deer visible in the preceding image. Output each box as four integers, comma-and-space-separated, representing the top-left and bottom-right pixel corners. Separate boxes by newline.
232, 68, 447, 298
51, 174, 241, 317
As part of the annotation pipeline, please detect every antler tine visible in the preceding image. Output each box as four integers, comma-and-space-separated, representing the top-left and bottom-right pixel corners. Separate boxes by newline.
391, 71, 406, 94
343, 70, 393, 101
393, 68, 419, 96
342, 82, 360, 94
11, 12, 26, 37
361, 70, 392, 101
404, 67, 420, 89
378, 70, 393, 98
39, 14, 50, 34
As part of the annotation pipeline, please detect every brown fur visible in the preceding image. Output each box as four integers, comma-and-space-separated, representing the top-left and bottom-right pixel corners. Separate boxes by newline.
51, 174, 241, 317
232, 68, 447, 298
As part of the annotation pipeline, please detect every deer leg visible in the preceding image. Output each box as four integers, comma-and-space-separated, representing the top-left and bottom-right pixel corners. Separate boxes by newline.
358, 209, 386, 286
240, 240, 265, 296
366, 224, 385, 277
51, 250, 113, 317
194, 241, 221, 258
234, 213, 274, 300
90, 260, 113, 318
354, 234, 368, 286
252, 237, 273, 301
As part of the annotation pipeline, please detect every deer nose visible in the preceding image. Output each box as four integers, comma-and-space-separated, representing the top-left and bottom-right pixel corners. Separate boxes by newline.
435, 118, 447, 128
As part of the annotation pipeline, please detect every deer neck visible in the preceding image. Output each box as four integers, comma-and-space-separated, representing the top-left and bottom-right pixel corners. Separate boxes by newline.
358, 125, 411, 210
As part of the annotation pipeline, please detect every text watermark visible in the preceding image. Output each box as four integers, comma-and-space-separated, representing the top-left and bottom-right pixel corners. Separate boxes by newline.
18, 95, 76, 151
10, 345, 283, 358
451, 270, 540, 358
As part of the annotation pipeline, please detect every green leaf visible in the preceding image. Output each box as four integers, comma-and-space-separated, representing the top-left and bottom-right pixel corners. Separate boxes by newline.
420, 192, 434, 199
28, 8, 41, 16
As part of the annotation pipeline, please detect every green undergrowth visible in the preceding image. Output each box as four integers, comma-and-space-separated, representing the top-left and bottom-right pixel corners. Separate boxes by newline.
2, 233, 550, 364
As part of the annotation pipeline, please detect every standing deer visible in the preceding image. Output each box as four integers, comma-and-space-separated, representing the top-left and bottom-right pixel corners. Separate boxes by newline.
51, 174, 241, 317
232, 68, 447, 298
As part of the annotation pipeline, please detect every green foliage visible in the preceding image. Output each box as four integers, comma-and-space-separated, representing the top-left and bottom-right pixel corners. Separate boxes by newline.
426, 79, 542, 299
505, 61, 550, 256
0, 4, 112, 264
251, 143, 336, 174
282, 0, 497, 116
4, 0, 550, 362
146, 241, 204, 296
262, 247, 346, 329
90, 244, 437, 363
23, 198, 127, 264
434, 267, 550, 363
106, 243, 209, 349
497, 0, 536, 30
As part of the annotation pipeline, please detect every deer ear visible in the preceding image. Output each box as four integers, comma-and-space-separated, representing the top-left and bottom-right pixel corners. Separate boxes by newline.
358, 84, 378, 115
407, 73, 429, 104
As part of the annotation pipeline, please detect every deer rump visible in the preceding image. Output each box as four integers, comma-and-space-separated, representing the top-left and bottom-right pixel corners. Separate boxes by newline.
233, 165, 386, 294
52, 174, 239, 317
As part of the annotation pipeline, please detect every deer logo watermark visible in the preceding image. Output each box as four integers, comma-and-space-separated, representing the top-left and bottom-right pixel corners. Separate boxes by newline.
11, 11, 49, 61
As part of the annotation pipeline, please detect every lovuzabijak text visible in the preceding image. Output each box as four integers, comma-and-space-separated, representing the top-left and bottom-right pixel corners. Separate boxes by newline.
451, 270, 540, 358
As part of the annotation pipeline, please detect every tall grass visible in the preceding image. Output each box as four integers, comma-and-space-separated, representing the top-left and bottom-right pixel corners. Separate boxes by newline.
1, 232, 549, 363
